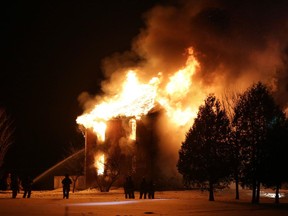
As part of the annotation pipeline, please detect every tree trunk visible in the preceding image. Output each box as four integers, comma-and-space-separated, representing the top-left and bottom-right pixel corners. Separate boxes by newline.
235, 174, 239, 200
251, 179, 257, 204
72, 176, 79, 193
209, 181, 214, 201
255, 181, 260, 203
275, 184, 280, 204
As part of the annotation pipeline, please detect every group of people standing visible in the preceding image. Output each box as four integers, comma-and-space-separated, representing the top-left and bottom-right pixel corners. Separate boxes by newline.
6, 172, 72, 199
6, 173, 155, 200
139, 177, 155, 199
124, 176, 155, 199
6, 173, 33, 198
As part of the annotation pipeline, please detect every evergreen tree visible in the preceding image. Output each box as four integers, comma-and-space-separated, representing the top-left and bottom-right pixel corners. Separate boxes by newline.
232, 82, 282, 204
221, 91, 242, 200
177, 94, 232, 201
262, 112, 288, 203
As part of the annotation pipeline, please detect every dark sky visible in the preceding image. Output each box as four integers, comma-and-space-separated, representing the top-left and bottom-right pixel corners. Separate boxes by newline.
1, 0, 163, 178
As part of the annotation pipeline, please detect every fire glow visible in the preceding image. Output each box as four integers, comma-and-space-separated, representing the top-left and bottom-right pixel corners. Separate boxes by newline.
129, 118, 137, 140
77, 48, 202, 174
94, 154, 105, 175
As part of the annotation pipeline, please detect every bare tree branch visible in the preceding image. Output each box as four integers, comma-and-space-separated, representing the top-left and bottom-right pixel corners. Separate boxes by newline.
0, 108, 15, 169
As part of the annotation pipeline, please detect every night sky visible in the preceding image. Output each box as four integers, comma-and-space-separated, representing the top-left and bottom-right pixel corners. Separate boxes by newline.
2, 0, 163, 178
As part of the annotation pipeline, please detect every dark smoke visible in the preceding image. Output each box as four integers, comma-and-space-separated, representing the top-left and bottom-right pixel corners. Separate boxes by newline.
102, 0, 288, 110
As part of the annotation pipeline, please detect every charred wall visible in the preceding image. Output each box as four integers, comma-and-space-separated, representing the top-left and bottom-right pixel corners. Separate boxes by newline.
85, 129, 98, 188
105, 118, 135, 176
134, 111, 160, 186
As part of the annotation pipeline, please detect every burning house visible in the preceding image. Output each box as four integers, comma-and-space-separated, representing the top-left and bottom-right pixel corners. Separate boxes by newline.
76, 52, 201, 189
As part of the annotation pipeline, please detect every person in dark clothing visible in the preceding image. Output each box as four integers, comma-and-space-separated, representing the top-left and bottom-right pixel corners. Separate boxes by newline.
62, 174, 72, 199
127, 176, 135, 199
11, 173, 19, 199
22, 176, 33, 198
139, 177, 148, 199
148, 180, 155, 199
123, 176, 129, 199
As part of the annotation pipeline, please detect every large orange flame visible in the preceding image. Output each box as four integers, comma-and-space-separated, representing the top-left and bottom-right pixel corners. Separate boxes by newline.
76, 70, 159, 142
157, 48, 199, 126
77, 47, 200, 135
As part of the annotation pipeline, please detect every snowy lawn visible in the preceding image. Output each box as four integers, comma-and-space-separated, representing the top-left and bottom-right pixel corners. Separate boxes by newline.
0, 188, 287, 216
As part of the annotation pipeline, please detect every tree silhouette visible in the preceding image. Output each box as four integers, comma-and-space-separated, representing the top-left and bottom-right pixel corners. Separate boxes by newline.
262, 109, 288, 203
232, 82, 282, 204
221, 90, 242, 200
177, 94, 232, 201
0, 108, 15, 172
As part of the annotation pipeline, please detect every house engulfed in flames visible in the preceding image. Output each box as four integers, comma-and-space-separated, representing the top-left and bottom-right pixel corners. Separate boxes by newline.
77, 48, 203, 189
83, 109, 162, 189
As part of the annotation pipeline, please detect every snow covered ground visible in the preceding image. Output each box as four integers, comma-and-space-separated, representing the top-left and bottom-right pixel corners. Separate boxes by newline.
0, 188, 287, 216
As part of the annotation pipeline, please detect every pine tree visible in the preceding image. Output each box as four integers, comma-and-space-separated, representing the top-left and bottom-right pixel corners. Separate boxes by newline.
177, 94, 232, 201
262, 108, 288, 203
232, 82, 283, 204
